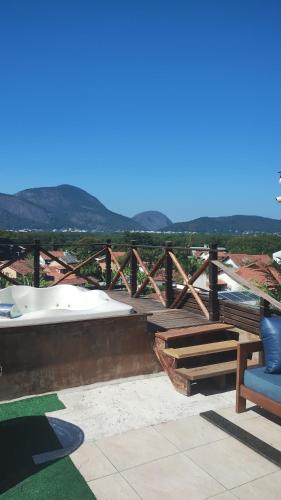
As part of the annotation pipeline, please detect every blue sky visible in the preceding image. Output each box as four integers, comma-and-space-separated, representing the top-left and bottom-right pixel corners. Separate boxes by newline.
0, 0, 281, 222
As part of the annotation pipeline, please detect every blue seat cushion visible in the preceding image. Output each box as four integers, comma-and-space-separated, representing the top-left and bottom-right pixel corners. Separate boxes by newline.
244, 366, 281, 404
260, 317, 281, 374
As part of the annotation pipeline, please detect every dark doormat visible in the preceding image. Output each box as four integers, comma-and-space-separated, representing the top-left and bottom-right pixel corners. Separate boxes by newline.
0, 394, 95, 499
0, 415, 84, 493
200, 410, 281, 468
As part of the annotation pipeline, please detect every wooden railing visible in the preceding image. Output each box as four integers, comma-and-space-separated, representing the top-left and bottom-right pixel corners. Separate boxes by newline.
0, 240, 279, 323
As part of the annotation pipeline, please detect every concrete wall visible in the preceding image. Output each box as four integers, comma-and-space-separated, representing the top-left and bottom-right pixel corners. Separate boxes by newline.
0, 313, 161, 401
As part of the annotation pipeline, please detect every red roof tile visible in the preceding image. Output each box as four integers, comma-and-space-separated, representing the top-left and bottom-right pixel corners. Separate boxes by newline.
236, 265, 281, 289
2, 259, 33, 276
224, 254, 271, 267
40, 251, 65, 261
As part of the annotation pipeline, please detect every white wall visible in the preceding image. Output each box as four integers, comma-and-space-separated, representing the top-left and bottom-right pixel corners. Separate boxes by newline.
219, 272, 243, 292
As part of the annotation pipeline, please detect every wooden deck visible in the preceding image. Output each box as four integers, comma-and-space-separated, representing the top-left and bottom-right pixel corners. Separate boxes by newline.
107, 291, 210, 332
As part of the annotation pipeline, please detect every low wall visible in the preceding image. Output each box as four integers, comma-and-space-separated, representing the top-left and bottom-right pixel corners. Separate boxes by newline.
181, 293, 261, 335
0, 313, 161, 400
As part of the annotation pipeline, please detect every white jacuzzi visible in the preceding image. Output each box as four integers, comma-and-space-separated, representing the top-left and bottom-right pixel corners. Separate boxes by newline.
0, 285, 133, 328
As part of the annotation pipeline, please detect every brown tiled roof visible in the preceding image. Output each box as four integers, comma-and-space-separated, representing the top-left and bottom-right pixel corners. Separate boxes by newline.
224, 254, 271, 267
236, 265, 281, 289
40, 251, 65, 261
112, 252, 126, 258
43, 266, 87, 285
2, 259, 33, 276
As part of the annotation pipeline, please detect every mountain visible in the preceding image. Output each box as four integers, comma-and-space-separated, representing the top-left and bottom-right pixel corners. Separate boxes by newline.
2, 187, 281, 234
133, 211, 172, 231
0, 193, 50, 229
163, 215, 281, 234
0, 185, 143, 231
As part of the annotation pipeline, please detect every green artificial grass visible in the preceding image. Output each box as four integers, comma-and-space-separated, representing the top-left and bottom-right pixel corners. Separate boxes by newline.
0, 394, 95, 499
2, 458, 94, 500
0, 394, 65, 422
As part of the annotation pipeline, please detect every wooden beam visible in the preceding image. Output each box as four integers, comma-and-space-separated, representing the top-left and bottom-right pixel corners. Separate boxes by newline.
213, 260, 281, 312
130, 241, 138, 297
108, 252, 130, 290
105, 239, 112, 288
0, 259, 17, 272
0, 271, 19, 285
165, 242, 174, 307
33, 239, 41, 288
164, 340, 238, 360
133, 249, 165, 306
209, 243, 219, 321
168, 252, 209, 319
0, 259, 21, 285
134, 254, 165, 298
51, 247, 105, 286
109, 248, 131, 294
171, 258, 209, 308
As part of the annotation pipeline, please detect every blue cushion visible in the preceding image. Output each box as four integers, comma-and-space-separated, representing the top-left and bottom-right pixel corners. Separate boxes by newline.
260, 317, 281, 374
244, 366, 281, 404
0, 304, 14, 318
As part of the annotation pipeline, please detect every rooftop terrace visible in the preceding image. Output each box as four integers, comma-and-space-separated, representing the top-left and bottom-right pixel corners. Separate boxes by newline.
1, 241, 281, 498
1, 373, 281, 499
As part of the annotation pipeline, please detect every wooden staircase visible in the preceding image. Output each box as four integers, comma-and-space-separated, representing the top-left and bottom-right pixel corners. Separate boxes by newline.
154, 323, 256, 396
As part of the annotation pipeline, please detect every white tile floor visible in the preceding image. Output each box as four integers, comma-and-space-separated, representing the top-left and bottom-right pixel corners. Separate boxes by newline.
60, 375, 281, 499
72, 409, 281, 499
85, 413, 280, 499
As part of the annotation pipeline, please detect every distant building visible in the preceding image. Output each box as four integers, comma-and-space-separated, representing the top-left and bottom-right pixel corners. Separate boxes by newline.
191, 252, 280, 293
42, 265, 87, 286
40, 251, 78, 267
272, 250, 281, 265
96, 252, 126, 272
0, 259, 33, 280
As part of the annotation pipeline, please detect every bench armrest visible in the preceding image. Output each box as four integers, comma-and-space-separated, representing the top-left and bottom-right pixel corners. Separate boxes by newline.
238, 340, 263, 356
236, 340, 263, 389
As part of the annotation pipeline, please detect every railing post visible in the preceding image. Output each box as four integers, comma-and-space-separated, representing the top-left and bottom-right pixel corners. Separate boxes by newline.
165, 241, 174, 308
130, 240, 138, 297
209, 243, 219, 321
260, 298, 271, 318
105, 239, 112, 288
33, 239, 40, 288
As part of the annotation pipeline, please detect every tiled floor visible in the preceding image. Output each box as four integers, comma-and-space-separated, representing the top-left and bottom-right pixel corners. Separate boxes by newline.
70, 406, 281, 499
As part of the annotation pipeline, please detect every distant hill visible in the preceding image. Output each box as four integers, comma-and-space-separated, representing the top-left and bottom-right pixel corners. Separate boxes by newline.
133, 211, 172, 231
0, 192, 50, 229
2, 187, 281, 234
0, 185, 143, 231
164, 215, 281, 234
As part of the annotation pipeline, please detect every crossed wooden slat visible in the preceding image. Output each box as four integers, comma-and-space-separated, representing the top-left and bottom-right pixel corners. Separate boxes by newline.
41, 247, 104, 287
108, 249, 131, 293
0, 259, 20, 285
133, 249, 166, 306
134, 253, 165, 299
168, 252, 209, 319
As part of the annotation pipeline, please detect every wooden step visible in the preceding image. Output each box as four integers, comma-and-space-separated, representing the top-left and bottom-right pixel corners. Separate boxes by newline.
175, 359, 259, 381
155, 323, 234, 342
164, 340, 238, 360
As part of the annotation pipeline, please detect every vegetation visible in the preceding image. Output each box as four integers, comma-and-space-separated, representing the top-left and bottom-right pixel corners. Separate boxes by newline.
2, 230, 281, 255
1, 230, 281, 292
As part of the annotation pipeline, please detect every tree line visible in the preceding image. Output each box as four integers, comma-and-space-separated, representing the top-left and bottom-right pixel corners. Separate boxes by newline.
1, 230, 281, 256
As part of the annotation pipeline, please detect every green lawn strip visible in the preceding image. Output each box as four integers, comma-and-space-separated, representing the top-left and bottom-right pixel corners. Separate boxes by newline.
0, 393, 65, 421
2, 457, 95, 500
0, 394, 96, 499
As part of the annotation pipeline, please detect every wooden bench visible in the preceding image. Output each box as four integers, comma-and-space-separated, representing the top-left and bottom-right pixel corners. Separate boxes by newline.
236, 340, 281, 417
